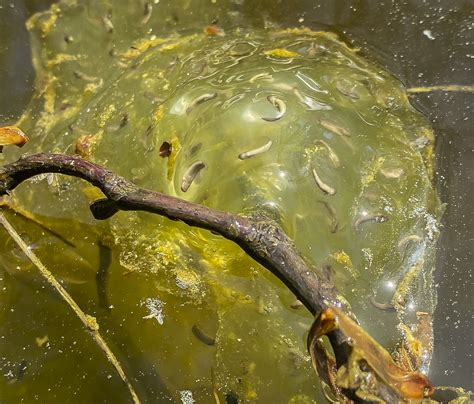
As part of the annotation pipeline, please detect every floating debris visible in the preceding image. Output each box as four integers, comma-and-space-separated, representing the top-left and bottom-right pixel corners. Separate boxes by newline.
264, 48, 299, 58
362, 247, 373, 268
203, 25, 225, 37
159, 141, 172, 158
181, 161, 206, 192
142, 297, 165, 325
312, 168, 336, 196
331, 250, 355, 276
262, 95, 286, 122
0, 126, 29, 152
179, 390, 195, 404
238, 140, 272, 160
422, 29, 435, 40
35, 335, 49, 348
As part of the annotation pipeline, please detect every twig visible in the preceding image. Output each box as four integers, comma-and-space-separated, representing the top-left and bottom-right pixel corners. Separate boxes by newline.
0, 152, 433, 402
0, 211, 141, 404
0, 200, 75, 247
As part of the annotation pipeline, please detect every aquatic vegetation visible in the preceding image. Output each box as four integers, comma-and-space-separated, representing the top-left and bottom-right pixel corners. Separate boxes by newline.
0, 0, 443, 402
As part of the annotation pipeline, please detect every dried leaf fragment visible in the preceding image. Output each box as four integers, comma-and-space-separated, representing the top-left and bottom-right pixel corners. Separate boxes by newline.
0, 126, 29, 152
159, 141, 172, 158
204, 25, 224, 37
308, 307, 434, 400
35, 335, 49, 347
75, 134, 97, 159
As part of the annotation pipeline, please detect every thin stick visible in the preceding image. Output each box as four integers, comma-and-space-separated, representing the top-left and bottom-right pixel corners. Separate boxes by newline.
0, 200, 75, 247
0, 211, 141, 404
407, 84, 474, 94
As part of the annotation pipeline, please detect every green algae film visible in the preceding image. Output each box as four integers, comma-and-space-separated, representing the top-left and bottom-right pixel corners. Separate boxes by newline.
0, 0, 441, 402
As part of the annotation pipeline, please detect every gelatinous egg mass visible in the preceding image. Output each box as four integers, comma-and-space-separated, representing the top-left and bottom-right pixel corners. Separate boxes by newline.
0, 1, 441, 402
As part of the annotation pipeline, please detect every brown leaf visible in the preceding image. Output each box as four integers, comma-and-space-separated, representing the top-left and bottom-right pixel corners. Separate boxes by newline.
159, 141, 172, 158
308, 307, 434, 400
0, 126, 29, 149
203, 25, 224, 37
75, 134, 96, 159
307, 309, 345, 402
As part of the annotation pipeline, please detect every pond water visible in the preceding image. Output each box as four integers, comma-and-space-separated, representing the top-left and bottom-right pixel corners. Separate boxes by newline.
0, 0, 472, 402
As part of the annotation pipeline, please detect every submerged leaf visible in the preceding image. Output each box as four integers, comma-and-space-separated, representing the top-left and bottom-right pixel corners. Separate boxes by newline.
308, 307, 434, 401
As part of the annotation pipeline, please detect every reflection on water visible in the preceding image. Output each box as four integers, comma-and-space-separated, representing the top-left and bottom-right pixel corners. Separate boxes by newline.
0, 2, 472, 399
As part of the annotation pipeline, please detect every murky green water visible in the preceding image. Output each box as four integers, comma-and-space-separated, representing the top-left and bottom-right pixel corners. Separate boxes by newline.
0, 0, 472, 402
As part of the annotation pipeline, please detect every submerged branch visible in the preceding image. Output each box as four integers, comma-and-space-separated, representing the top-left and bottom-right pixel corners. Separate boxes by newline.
0, 152, 433, 402
0, 212, 140, 404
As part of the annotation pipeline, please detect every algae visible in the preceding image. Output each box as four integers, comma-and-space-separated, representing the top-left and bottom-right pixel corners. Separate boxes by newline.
0, 1, 442, 402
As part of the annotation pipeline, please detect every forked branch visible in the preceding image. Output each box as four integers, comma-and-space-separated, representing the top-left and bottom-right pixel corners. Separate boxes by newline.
0, 152, 433, 402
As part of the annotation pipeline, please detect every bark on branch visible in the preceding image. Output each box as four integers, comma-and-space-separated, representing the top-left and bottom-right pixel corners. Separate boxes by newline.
0, 152, 433, 402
